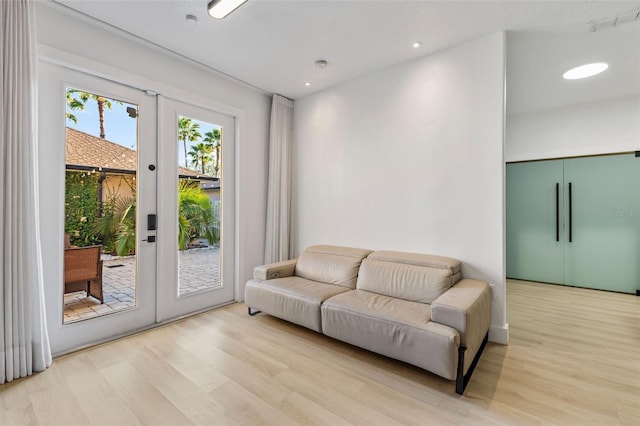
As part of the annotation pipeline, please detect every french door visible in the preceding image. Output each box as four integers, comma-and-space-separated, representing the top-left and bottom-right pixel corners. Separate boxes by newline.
562, 155, 640, 293
39, 62, 235, 354
505, 159, 565, 284
156, 97, 235, 321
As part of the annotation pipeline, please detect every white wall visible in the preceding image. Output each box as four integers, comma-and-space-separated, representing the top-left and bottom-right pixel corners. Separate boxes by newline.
506, 95, 640, 162
36, 3, 271, 299
294, 33, 508, 343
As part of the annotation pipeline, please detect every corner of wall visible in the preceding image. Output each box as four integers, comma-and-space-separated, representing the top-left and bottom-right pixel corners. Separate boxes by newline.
489, 323, 510, 345
489, 281, 509, 345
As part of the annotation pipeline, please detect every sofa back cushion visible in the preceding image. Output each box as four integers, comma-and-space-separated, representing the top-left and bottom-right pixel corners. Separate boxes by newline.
295, 245, 373, 289
356, 250, 462, 303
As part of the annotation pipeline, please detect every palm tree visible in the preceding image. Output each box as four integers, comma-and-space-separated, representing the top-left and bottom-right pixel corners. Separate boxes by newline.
66, 89, 117, 139
91, 190, 136, 256
188, 142, 213, 174
178, 118, 202, 168
204, 129, 221, 177
65, 91, 85, 124
96, 96, 108, 138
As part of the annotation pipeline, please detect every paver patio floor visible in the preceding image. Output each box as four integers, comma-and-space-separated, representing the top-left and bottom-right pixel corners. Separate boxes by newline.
64, 246, 220, 323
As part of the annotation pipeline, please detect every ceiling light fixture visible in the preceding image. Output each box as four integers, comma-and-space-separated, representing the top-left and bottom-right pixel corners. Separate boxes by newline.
562, 62, 609, 80
412, 42, 422, 48
185, 14, 198, 24
207, 0, 247, 19
304, 82, 311, 87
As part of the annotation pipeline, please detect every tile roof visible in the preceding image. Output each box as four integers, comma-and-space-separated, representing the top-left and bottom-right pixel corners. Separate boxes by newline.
66, 127, 200, 177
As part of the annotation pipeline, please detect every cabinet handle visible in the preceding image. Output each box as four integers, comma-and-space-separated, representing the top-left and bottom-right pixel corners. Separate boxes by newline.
556, 183, 560, 242
568, 182, 573, 243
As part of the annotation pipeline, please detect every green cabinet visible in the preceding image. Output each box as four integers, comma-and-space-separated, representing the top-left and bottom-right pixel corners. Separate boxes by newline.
506, 153, 640, 294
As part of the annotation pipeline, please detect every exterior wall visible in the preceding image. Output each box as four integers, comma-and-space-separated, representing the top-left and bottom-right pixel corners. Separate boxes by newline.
103, 174, 135, 202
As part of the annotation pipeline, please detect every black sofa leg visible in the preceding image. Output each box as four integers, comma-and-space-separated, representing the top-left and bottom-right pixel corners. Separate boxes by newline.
455, 346, 466, 394
247, 307, 261, 316
455, 332, 489, 395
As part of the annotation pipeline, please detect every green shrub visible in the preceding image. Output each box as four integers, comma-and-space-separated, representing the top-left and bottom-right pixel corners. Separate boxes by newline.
65, 171, 100, 247
90, 180, 219, 255
91, 189, 135, 255
178, 180, 219, 250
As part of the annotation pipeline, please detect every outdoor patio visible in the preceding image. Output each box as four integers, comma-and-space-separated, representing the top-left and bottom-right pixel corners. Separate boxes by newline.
63, 246, 220, 323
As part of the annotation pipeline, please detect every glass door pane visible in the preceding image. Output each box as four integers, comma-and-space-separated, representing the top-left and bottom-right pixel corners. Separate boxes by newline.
564, 154, 640, 293
506, 160, 565, 284
64, 88, 139, 323
176, 117, 221, 296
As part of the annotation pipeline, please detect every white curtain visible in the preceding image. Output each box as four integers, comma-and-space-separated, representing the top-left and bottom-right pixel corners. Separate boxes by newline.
264, 94, 294, 263
1, 0, 52, 384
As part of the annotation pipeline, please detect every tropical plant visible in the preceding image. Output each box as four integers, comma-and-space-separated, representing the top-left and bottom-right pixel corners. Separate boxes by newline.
178, 117, 202, 169
203, 129, 221, 177
178, 180, 219, 250
91, 181, 218, 255
66, 89, 122, 139
188, 142, 213, 174
113, 200, 136, 256
65, 91, 85, 124
91, 189, 136, 256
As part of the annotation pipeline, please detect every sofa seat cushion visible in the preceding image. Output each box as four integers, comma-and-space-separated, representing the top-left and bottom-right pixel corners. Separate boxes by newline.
325, 288, 432, 325
245, 276, 351, 332
321, 290, 460, 380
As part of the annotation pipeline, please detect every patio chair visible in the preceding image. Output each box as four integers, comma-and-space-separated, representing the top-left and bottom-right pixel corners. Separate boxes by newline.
64, 245, 104, 303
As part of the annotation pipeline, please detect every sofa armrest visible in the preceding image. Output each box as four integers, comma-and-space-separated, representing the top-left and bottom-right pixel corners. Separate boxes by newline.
431, 279, 491, 348
253, 259, 298, 281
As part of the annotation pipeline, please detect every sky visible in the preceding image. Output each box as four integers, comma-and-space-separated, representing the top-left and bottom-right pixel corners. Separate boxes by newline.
66, 89, 220, 171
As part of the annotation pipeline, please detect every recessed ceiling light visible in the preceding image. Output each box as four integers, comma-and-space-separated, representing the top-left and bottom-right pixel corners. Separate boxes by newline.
304, 82, 311, 87
562, 62, 609, 80
412, 42, 422, 48
185, 14, 198, 24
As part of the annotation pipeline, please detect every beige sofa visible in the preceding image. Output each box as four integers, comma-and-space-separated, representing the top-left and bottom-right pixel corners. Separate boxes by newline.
245, 245, 491, 394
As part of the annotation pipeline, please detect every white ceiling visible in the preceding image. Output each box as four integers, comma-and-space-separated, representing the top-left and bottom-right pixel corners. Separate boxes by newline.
507, 21, 640, 114
51, 0, 640, 106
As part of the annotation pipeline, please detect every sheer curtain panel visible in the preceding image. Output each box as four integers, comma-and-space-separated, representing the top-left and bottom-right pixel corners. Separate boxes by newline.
1, 0, 52, 384
264, 95, 294, 263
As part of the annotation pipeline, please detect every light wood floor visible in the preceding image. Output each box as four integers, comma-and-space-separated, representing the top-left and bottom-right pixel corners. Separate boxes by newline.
1, 279, 639, 425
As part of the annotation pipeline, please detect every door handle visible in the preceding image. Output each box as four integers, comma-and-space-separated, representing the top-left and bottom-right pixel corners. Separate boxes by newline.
142, 236, 156, 243
555, 183, 559, 242
568, 182, 573, 243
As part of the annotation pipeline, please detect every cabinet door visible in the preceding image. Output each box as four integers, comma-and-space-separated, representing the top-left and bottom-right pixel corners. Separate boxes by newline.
564, 154, 640, 293
506, 160, 565, 284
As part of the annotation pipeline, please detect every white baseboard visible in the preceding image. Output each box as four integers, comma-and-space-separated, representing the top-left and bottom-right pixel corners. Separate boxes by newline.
489, 323, 509, 345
